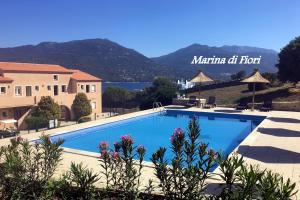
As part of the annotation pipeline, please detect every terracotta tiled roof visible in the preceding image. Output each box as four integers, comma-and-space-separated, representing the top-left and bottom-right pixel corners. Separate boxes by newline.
0, 62, 72, 74
0, 76, 13, 83
0, 62, 101, 82
70, 70, 101, 82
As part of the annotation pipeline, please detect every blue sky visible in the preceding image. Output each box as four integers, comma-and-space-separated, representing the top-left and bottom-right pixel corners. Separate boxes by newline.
0, 0, 300, 57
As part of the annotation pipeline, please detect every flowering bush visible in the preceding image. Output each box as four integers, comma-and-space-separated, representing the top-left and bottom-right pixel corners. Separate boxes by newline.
98, 134, 146, 199
151, 117, 218, 200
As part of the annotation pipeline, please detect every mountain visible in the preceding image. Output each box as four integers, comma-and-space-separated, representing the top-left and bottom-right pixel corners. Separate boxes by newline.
0, 39, 169, 81
152, 44, 278, 80
0, 39, 278, 81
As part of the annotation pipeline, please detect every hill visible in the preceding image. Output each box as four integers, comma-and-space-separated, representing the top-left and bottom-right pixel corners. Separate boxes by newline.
0, 39, 169, 81
0, 39, 278, 81
152, 44, 278, 80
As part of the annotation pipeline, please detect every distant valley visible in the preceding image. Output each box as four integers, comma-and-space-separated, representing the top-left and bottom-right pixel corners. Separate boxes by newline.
0, 39, 278, 81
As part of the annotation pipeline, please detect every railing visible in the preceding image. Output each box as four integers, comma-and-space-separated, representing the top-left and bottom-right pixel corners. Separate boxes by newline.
153, 102, 166, 113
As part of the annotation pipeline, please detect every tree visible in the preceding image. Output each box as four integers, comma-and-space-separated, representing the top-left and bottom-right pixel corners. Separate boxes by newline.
137, 77, 177, 110
102, 87, 134, 115
262, 72, 281, 87
277, 36, 300, 83
231, 70, 246, 81
30, 96, 61, 129
25, 116, 48, 132
31, 96, 61, 123
72, 93, 92, 121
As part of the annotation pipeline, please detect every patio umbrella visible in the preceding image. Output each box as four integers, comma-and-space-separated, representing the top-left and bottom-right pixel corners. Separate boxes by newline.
190, 70, 214, 107
241, 69, 270, 111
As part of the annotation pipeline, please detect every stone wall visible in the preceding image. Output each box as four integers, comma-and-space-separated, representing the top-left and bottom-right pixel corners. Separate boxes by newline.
172, 98, 300, 112
272, 102, 300, 112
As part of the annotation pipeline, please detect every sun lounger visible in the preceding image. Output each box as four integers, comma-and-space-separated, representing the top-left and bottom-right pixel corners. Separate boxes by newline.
260, 100, 273, 112
203, 96, 216, 109
185, 96, 198, 107
0, 129, 19, 139
236, 100, 249, 110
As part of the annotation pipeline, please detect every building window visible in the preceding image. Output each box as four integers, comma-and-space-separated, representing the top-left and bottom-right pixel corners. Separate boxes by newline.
47, 85, 51, 91
91, 102, 96, 109
0, 86, 6, 94
26, 86, 32, 96
53, 75, 59, 81
80, 85, 84, 90
61, 85, 67, 92
91, 85, 96, 93
86, 85, 90, 93
15, 86, 22, 96
35, 86, 39, 91
2, 112, 7, 117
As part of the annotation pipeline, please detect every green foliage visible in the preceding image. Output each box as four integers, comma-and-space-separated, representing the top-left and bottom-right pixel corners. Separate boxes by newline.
72, 93, 92, 121
0, 120, 298, 199
151, 117, 218, 200
102, 87, 135, 113
137, 77, 177, 109
54, 162, 99, 200
262, 72, 283, 87
78, 116, 92, 123
277, 36, 300, 83
32, 96, 61, 121
98, 135, 146, 199
217, 154, 298, 200
25, 116, 48, 132
231, 70, 246, 81
217, 153, 244, 193
0, 135, 64, 199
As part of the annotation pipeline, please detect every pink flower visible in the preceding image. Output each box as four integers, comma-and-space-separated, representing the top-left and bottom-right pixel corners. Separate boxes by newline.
121, 134, 133, 144
213, 152, 219, 160
207, 149, 218, 159
137, 145, 146, 154
170, 128, 185, 144
100, 150, 109, 159
99, 141, 109, 150
16, 136, 23, 142
111, 151, 120, 159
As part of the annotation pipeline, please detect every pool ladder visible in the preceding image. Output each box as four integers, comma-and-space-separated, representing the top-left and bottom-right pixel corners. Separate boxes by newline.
153, 102, 166, 114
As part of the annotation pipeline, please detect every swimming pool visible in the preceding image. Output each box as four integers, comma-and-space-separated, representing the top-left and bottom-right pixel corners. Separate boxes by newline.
51, 110, 265, 161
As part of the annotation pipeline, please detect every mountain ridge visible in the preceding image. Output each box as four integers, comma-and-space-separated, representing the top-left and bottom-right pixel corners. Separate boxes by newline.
0, 39, 278, 81
152, 43, 278, 80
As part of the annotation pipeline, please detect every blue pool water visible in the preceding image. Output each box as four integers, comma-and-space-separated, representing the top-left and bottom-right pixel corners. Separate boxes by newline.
51, 110, 265, 161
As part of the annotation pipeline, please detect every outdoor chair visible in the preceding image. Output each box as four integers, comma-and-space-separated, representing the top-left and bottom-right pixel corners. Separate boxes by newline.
203, 96, 217, 109
260, 100, 273, 112
185, 96, 198, 107
0, 128, 19, 139
236, 100, 249, 110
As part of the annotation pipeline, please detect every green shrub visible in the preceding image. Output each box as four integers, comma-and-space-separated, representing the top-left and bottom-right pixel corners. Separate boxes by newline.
25, 116, 48, 132
0, 135, 64, 199
98, 135, 146, 199
217, 152, 244, 194
151, 117, 218, 200
72, 93, 92, 121
78, 116, 92, 123
32, 96, 61, 121
53, 162, 99, 200
217, 153, 298, 199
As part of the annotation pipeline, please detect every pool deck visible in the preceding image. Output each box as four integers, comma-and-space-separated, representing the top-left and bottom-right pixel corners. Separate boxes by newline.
0, 107, 300, 196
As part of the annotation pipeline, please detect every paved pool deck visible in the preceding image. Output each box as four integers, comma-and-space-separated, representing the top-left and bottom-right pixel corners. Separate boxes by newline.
0, 107, 300, 197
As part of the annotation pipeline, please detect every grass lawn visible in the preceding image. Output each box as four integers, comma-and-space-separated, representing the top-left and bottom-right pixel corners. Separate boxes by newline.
187, 83, 299, 106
